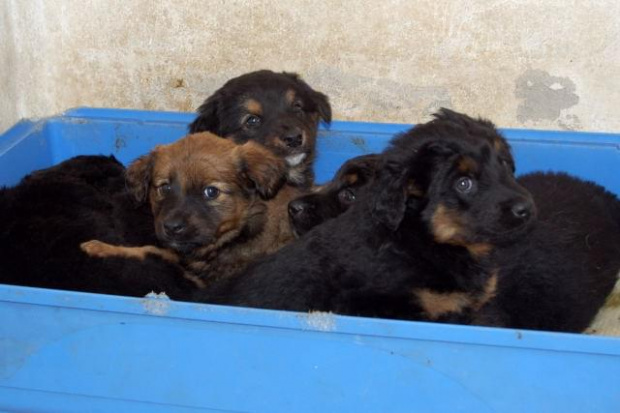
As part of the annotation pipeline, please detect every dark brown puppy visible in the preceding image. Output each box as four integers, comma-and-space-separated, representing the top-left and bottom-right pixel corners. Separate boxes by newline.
189, 70, 331, 187
82, 132, 305, 286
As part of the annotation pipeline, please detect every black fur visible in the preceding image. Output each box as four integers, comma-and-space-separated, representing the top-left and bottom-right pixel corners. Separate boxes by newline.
196, 109, 620, 333
478, 172, 620, 331
288, 153, 380, 236
189, 70, 331, 187
0, 156, 193, 298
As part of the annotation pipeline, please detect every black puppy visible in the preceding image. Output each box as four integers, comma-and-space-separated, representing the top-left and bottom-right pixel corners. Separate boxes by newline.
189, 70, 331, 187
196, 109, 545, 325
479, 171, 620, 331
0, 156, 193, 298
288, 153, 380, 236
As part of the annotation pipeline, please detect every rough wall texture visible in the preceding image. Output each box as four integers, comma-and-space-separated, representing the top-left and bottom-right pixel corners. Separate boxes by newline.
1, 0, 619, 134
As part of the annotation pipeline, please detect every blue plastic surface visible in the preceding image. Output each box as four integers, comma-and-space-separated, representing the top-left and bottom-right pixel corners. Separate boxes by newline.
1, 108, 619, 412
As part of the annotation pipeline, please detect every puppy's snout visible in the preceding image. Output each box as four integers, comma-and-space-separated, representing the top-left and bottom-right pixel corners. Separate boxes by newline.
163, 219, 186, 237
288, 199, 310, 217
280, 131, 303, 148
511, 200, 533, 220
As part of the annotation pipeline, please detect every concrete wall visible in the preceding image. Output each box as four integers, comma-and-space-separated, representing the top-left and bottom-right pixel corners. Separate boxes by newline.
2, 0, 619, 134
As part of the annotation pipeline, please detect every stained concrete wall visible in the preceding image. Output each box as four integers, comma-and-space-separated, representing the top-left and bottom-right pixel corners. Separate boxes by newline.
1, 0, 619, 134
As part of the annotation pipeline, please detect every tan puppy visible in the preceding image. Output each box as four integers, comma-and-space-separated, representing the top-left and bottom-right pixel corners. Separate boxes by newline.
82, 132, 305, 287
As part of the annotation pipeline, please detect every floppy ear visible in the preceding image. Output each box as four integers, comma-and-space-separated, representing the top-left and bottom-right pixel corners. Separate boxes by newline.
235, 141, 286, 199
283, 71, 332, 124
372, 160, 410, 231
188, 93, 220, 133
126, 153, 154, 203
313, 91, 332, 124
371, 140, 455, 230
336, 154, 381, 185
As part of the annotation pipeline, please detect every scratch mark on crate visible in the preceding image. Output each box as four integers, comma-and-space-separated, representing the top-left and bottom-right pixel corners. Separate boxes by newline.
351, 137, 369, 153
115, 137, 127, 152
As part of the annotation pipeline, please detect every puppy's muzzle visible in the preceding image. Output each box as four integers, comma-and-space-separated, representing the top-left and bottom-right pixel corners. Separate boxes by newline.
163, 219, 187, 238
288, 198, 312, 218
280, 130, 304, 148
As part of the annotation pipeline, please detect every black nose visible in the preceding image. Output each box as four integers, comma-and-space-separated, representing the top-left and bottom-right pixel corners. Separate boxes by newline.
164, 220, 186, 236
511, 200, 533, 220
288, 199, 309, 217
280, 132, 303, 148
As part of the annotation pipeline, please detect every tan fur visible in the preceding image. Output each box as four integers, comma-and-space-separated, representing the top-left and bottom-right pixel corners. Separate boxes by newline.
431, 204, 493, 259
457, 156, 479, 174
80, 240, 179, 263
431, 204, 465, 243
244, 99, 263, 116
344, 173, 359, 185
414, 272, 498, 320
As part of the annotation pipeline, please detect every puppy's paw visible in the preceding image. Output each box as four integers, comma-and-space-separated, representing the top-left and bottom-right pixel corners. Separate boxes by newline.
80, 240, 115, 258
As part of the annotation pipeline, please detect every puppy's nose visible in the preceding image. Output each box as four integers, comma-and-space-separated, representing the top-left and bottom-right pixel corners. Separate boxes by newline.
164, 220, 186, 236
280, 132, 303, 148
511, 200, 534, 220
288, 199, 309, 217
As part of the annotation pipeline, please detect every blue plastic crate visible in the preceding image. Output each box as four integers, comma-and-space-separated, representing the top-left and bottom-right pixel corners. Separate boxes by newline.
1, 108, 619, 412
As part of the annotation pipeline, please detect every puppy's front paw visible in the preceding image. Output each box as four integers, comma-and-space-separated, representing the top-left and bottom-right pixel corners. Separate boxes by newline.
80, 240, 114, 258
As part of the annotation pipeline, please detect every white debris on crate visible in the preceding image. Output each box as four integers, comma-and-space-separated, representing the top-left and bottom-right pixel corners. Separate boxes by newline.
303, 311, 337, 332
141, 291, 171, 316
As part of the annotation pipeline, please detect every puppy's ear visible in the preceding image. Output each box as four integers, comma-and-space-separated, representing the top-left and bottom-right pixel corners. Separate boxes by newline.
336, 154, 381, 185
235, 142, 286, 199
372, 140, 455, 230
372, 160, 410, 231
188, 93, 220, 133
126, 153, 154, 203
284, 71, 332, 124
313, 91, 332, 124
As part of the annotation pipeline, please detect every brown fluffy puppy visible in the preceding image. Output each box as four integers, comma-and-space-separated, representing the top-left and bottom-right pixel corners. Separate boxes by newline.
82, 132, 305, 286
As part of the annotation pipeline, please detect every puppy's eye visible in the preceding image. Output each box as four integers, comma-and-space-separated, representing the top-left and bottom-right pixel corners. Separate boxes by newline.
204, 186, 220, 200
338, 188, 356, 205
157, 184, 171, 197
244, 115, 262, 128
455, 177, 474, 193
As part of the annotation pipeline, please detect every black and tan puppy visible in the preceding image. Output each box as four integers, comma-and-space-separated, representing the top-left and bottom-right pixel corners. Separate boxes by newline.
288, 153, 380, 236
197, 109, 620, 333
0, 155, 193, 298
189, 70, 331, 187
82, 132, 305, 286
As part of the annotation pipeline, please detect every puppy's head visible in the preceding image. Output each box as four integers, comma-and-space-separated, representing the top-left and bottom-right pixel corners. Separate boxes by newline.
126, 133, 286, 255
289, 154, 380, 236
372, 108, 536, 252
188, 70, 332, 186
